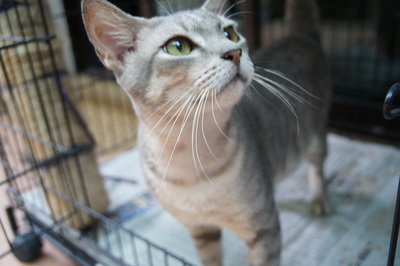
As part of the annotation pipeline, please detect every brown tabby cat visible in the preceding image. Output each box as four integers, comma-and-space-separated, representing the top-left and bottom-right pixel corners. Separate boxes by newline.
82, 0, 331, 265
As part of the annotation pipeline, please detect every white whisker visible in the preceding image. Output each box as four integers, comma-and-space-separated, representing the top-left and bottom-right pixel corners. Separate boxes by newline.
139, 88, 195, 146
212, 85, 227, 114
155, 0, 171, 15
191, 91, 207, 181
253, 77, 300, 134
160, 93, 199, 184
156, 94, 195, 167
211, 89, 232, 142
256, 67, 322, 102
166, 0, 174, 13
253, 77, 296, 114
143, 88, 194, 123
223, 0, 246, 17
197, 91, 214, 183
227, 10, 255, 19
192, 91, 206, 181
244, 84, 253, 101
218, 0, 230, 15
255, 73, 305, 103
194, 67, 220, 91
193, 90, 213, 183
250, 83, 272, 106
201, 90, 221, 163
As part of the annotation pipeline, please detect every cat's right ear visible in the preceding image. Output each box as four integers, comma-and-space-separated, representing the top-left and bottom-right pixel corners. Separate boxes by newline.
82, 0, 146, 74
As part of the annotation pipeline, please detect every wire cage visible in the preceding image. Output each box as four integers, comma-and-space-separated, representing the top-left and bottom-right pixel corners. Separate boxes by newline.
0, 0, 193, 265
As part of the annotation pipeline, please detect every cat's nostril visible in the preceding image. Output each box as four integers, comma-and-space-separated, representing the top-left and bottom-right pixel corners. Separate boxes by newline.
222, 48, 242, 65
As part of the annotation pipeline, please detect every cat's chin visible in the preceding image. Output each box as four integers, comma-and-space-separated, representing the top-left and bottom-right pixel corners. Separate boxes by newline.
233, 74, 250, 86
215, 74, 248, 107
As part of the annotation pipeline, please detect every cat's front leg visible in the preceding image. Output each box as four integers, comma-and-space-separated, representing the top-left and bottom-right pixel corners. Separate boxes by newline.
188, 225, 222, 266
229, 212, 281, 266
247, 218, 281, 266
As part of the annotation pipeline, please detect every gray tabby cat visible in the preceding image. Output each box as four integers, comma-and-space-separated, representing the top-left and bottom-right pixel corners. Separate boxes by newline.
82, 0, 331, 265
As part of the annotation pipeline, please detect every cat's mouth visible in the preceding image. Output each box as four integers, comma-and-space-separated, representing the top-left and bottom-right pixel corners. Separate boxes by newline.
233, 73, 248, 84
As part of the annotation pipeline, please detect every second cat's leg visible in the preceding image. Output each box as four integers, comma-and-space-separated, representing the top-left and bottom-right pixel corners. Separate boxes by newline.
306, 132, 330, 215
188, 225, 222, 266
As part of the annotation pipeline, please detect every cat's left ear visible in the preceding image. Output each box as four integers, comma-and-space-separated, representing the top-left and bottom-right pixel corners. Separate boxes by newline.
202, 0, 227, 14
82, 0, 147, 74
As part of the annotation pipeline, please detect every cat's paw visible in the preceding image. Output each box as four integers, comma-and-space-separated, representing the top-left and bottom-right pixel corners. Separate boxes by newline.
309, 196, 330, 216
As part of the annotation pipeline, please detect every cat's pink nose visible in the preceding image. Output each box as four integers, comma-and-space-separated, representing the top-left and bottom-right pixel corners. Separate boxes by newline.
222, 48, 242, 65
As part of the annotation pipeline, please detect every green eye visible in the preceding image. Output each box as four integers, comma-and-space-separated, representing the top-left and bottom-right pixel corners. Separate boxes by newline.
224, 26, 240, 43
163, 37, 192, 56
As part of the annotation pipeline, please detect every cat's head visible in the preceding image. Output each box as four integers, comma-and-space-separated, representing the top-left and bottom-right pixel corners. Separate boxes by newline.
82, 0, 254, 112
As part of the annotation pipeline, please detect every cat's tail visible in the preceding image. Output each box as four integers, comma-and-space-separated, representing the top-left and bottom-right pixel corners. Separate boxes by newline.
284, 0, 320, 40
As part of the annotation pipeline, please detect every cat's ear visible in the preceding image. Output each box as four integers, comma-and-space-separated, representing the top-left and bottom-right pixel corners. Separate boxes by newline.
82, 0, 146, 73
202, 0, 227, 14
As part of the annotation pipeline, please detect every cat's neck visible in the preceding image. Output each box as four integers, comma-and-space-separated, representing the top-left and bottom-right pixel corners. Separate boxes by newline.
136, 104, 238, 183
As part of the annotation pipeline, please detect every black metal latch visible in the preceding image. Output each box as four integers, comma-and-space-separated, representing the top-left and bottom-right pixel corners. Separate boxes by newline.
383, 82, 400, 266
383, 82, 400, 120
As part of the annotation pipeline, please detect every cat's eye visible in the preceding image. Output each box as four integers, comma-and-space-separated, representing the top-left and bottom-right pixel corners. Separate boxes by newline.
223, 26, 240, 43
163, 37, 193, 56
